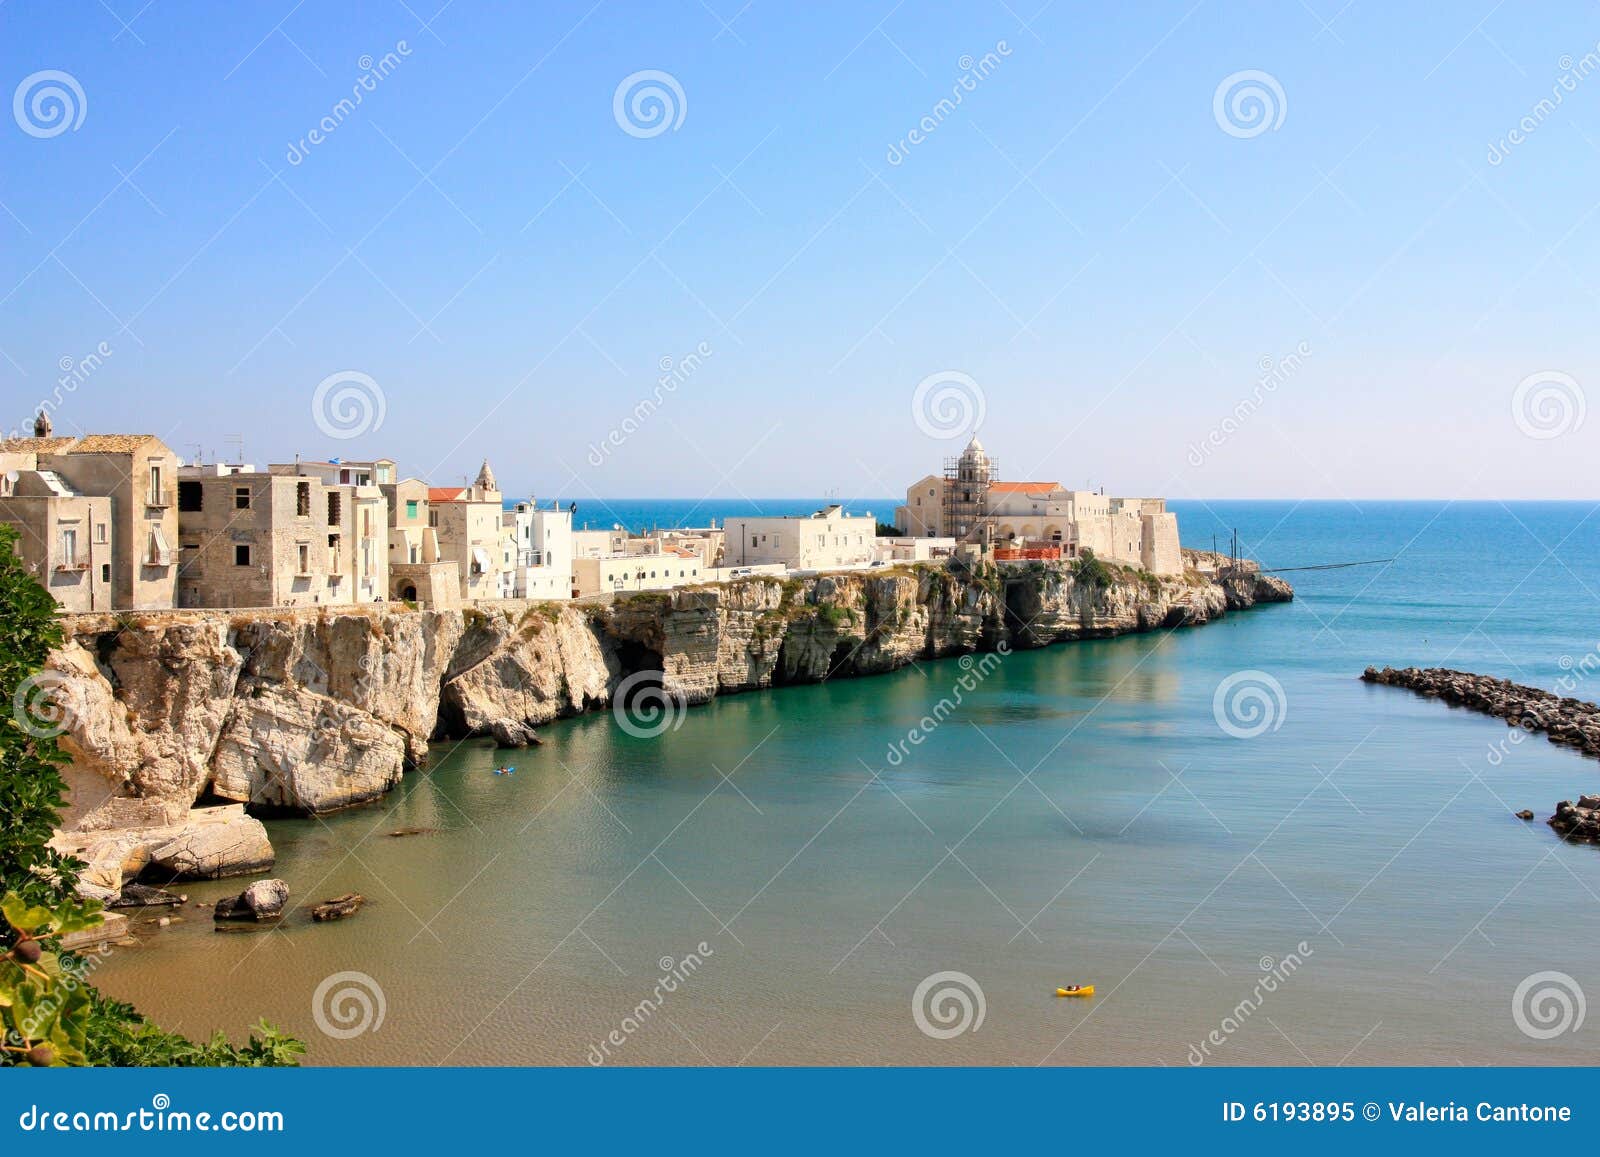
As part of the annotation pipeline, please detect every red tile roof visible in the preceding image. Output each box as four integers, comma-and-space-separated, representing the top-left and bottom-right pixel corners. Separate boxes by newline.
989, 481, 1061, 494
427, 487, 467, 502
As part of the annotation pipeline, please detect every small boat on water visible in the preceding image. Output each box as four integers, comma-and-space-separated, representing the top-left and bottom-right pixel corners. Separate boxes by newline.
1055, 984, 1095, 997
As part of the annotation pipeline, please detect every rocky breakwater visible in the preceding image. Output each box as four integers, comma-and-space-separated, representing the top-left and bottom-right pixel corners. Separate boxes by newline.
41, 559, 1291, 899
1360, 665, 1600, 841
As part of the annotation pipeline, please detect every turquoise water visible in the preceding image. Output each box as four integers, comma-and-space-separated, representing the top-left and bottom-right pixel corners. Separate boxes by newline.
97, 501, 1600, 1066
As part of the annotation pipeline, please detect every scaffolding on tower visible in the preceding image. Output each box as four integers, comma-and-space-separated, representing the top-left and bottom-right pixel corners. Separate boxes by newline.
942, 453, 999, 544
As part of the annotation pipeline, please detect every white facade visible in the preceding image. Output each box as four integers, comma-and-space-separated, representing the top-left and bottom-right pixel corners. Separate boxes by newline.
504, 500, 575, 600
723, 505, 877, 571
874, 536, 957, 563
572, 548, 705, 597
572, 528, 629, 559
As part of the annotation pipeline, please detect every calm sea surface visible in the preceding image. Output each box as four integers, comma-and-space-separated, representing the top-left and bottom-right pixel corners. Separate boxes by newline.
96, 500, 1600, 1066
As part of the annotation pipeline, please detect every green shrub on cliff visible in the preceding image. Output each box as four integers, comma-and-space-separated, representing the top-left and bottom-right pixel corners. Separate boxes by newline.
0, 525, 301, 1068
0, 525, 77, 909
1072, 549, 1115, 593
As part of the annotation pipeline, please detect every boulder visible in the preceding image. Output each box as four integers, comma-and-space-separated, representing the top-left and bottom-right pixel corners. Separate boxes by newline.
147, 808, 275, 880
50, 803, 275, 898
311, 893, 365, 922
213, 878, 288, 922
489, 719, 541, 747
210, 681, 406, 813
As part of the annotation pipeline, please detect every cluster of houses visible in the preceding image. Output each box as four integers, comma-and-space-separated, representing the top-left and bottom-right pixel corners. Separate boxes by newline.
0, 416, 1179, 615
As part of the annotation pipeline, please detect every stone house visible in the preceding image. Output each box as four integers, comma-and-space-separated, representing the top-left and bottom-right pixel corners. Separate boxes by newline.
428, 460, 514, 601
175, 463, 388, 608
374, 476, 454, 608
0, 419, 178, 608
0, 466, 115, 612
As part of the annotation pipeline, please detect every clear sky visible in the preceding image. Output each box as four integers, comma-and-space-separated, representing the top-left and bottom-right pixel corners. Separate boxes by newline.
2, 1, 1597, 502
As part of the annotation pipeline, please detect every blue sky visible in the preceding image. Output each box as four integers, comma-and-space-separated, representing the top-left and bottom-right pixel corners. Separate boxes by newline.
2, 0, 1597, 500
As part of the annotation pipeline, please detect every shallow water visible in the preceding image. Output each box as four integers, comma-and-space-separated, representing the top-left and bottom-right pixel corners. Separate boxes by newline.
95, 501, 1600, 1066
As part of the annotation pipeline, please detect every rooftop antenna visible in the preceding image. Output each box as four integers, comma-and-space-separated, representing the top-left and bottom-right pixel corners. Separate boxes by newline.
224, 433, 244, 465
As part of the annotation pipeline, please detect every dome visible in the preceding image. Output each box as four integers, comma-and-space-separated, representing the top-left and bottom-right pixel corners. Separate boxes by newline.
961, 435, 986, 459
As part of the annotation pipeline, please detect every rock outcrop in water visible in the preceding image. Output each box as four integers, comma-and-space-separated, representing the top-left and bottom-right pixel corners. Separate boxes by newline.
1360, 666, 1600, 759
43, 560, 1291, 896
1361, 665, 1600, 842
1551, 797, 1600, 842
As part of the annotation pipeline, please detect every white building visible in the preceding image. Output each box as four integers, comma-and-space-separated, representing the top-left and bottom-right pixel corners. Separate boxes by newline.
572, 547, 705, 597
723, 504, 878, 571
874, 536, 957, 563
572, 527, 629, 559
504, 500, 575, 600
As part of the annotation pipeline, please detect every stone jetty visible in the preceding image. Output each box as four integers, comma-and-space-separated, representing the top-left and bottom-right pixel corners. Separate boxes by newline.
1361, 665, 1600, 842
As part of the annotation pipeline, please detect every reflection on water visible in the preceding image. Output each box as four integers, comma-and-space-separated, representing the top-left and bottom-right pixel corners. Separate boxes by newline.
94, 503, 1600, 1067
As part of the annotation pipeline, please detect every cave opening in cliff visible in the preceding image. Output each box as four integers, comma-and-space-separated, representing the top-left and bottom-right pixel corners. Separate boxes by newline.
613, 640, 668, 710
999, 575, 1031, 647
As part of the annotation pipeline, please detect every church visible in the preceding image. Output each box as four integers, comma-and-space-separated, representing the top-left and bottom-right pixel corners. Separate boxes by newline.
894, 436, 1182, 576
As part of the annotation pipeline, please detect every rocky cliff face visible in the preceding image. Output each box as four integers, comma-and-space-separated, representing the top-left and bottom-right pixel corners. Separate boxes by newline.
42, 561, 1290, 895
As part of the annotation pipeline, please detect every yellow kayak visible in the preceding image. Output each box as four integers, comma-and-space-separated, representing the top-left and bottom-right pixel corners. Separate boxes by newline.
1055, 985, 1095, 997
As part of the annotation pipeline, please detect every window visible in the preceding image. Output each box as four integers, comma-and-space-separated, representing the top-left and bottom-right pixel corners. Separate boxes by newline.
751, 536, 758, 547
327, 491, 342, 526
406, 500, 418, 519
297, 544, 310, 573
147, 526, 172, 566
60, 528, 78, 567
178, 481, 203, 512
234, 486, 251, 510
94, 522, 107, 543
297, 482, 311, 517
100, 563, 110, 583
234, 544, 251, 566
428, 509, 439, 528
328, 534, 342, 569
148, 465, 163, 505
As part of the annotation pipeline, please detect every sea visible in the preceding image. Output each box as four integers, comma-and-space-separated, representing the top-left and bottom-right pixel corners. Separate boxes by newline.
94, 500, 1600, 1066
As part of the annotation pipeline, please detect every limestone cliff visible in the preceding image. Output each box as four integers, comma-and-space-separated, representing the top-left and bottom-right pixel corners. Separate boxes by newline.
41, 560, 1290, 895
